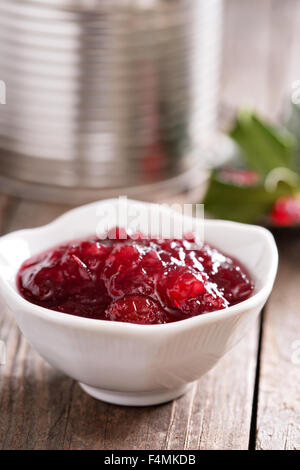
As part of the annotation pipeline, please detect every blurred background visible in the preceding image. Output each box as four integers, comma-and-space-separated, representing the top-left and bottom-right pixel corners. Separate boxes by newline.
1, 0, 300, 226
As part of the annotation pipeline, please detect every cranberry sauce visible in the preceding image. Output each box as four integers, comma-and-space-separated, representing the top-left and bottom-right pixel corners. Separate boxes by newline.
17, 229, 254, 324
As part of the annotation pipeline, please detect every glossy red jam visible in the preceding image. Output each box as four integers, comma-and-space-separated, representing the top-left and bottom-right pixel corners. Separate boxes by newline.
17, 228, 254, 324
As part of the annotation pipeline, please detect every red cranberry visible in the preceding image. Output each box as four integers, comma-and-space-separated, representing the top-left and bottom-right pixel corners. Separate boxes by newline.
106, 295, 166, 324
157, 267, 227, 315
17, 228, 254, 324
219, 168, 260, 186
101, 244, 157, 299
271, 195, 300, 226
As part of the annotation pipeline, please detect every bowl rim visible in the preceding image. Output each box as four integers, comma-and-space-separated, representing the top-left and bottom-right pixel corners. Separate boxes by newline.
0, 199, 278, 335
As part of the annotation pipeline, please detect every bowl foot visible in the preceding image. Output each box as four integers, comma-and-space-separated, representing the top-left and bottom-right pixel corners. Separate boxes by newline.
79, 382, 192, 406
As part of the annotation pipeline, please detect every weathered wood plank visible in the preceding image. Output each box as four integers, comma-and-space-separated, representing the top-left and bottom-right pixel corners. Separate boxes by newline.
265, 0, 300, 117
253, 0, 300, 451
164, 324, 259, 450
5, 0, 300, 449
255, 231, 300, 450
61, 324, 258, 450
0, 200, 74, 450
0, 195, 17, 234
0, 199, 259, 449
4, 199, 71, 233
221, 0, 300, 121
221, 0, 272, 117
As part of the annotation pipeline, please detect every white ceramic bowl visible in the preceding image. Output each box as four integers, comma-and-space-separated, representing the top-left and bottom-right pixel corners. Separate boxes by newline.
0, 199, 278, 406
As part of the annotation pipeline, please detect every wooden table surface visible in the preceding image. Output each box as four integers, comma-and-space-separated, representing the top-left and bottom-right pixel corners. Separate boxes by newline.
0, 0, 299, 450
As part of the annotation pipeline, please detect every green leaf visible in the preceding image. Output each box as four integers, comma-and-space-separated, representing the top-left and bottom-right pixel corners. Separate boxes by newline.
203, 170, 294, 224
284, 101, 300, 172
230, 109, 297, 177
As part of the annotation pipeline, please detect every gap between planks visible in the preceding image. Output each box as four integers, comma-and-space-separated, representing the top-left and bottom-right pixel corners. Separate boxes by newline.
0, 198, 260, 449
255, 230, 300, 450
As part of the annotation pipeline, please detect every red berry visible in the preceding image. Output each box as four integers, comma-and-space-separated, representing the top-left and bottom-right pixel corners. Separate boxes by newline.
177, 293, 226, 317
158, 267, 202, 307
101, 244, 152, 298
271, 195, 300, 226
106, 296, 166, 324
17, 228, 254, 323
220, 168, 259, 186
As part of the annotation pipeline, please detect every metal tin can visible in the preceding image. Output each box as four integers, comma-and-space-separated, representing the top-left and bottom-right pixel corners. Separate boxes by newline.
0, 0, 222, 202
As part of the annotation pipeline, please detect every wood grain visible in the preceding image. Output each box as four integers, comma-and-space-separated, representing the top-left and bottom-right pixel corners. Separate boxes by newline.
163, 326, 258, 451
0, 195, 17, 234
222, 0, 272, 117
0, 199, 259, 449
246, 0, 300, 450
255, 231, 300, 450
266, 0, 300, 117
0, 199, 74, 450
62, 324, 258, 450
1, 0, 300, 450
